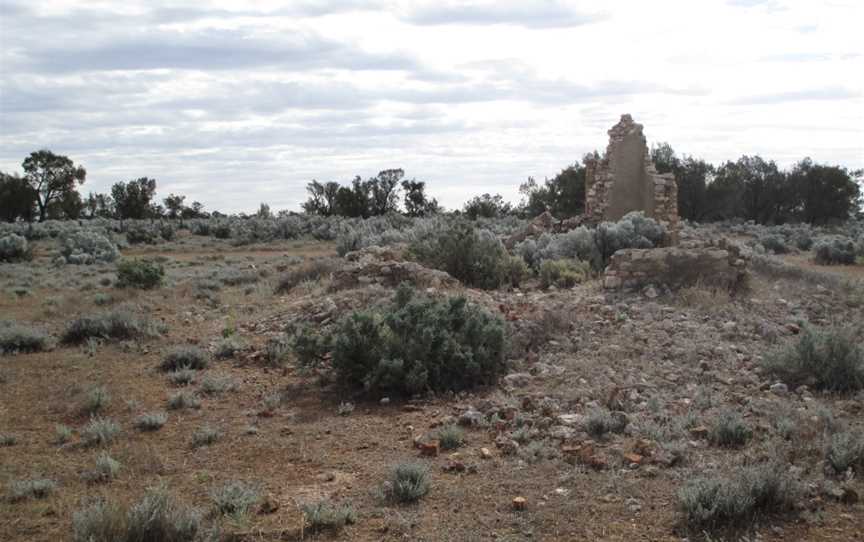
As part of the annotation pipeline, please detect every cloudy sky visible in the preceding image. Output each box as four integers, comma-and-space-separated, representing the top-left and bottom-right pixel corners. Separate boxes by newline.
1, 0, 862, 213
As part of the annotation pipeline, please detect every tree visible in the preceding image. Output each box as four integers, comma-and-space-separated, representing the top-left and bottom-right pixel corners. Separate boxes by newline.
519, 164, 586, 218
112, 177, 157, 219
21, 150, 86, 222
84, 192, 114, 219
182, 201, 207, 219
0, 172, 37, 222
463, 193, 512, 219
163, 193, 186, 219
368, 169, 403, 216
402, 179, 439, 217
788, 159, 861, 224
48, 190, 84, 220
302, 180, 328, 215
257, 202, 272, 219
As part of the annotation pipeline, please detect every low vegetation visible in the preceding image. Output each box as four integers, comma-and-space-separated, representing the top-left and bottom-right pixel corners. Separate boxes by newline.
115, 259, 165, 289
61, 308, 159, 344
309, 283, 506, 396
5, 478, 56, 503
388, 462, 430, 503
0, 322, 48, 355
208, 480, 260, 518
160, 346, 209, 372
762, 326, 863, 392
302, 500, 356, 533
678, 462, 798, 530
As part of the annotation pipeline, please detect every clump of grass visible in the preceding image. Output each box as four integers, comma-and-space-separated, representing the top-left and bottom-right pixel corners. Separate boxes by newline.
62, 308, 159, 344
0, 433, 17, 446
84, 452, 121, 483
167, 368, 196, 386
302, 500, 356, 533
81, 416, 121, 447
209, 480, 260, 518
135, 412, 167, 432
214, 337, 243, 359
80, 385, 111, 416
0, 323, 49, 355
72, 487, 201, 542
199, 375, 237, 396
5, 478, 57, 503
192, 425, 220, 448
388, 462, 430, 503
583, 407, 627, 439
160, 346, 209, 372
678, 462, 798, 530
93, 293, 113, 306
436, 425, 465, 450
54, 424, 73, 445
762, 326, 863, 392
337, 402, 354, 416
167, 392, 201, 410
709, 409, 752, 448
826, 431, 864, 474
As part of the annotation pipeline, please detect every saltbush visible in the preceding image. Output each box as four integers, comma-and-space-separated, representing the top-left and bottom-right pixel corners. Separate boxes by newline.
72, 488, 201, 542
324, 284, 506, 396
408, 220, 515, 289
160, 346, 209, 372
209, 481, 260, 518
5, 478, 56, 502
388, 462, 430, 503
813, 237, 856, 265
539, 259, 590, 289
116, 260, 164, 289
759, 235, 788, 254
0, 322, 49, 354
62, 308, 159, 344
275, 258, 339, 293
125, 224, 160, 245
678, 462, 798, 530
762, 326, 863, 392
826, 431, 864, 474
0, 234, 30, 262
59, 231, 119, 264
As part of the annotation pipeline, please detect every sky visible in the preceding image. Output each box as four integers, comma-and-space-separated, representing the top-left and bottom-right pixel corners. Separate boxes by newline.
1, 0, 862, 214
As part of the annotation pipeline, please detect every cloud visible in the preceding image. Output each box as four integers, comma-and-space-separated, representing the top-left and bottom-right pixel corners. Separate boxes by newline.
729, 87, 861, 104
402, 1, 607, 28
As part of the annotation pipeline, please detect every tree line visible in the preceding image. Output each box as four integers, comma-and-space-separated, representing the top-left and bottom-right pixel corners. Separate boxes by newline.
1, 150, 208, 222
3, 146, 861, 225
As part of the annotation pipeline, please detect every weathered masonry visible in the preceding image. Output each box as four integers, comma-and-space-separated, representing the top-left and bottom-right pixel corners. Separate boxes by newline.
584, 114, 679, 241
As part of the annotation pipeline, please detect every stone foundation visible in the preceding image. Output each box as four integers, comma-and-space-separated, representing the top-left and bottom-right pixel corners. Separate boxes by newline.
603, 240, 748, 292
585, 115, 679, 242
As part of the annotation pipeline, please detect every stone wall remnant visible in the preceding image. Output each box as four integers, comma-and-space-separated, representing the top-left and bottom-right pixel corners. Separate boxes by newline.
603, 240, 748, 292
585, 114, 679, 241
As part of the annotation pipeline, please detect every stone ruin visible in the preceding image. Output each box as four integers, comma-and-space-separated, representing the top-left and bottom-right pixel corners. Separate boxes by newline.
584, 114, 679, 241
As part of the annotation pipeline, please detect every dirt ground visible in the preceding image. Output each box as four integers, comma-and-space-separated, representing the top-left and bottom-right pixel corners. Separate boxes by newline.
1, 231, 863, 541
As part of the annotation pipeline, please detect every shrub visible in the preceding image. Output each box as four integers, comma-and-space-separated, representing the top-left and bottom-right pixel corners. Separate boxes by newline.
263, 335, 292, 367
209, 481, 260, 518
826, 432, 864, 474
72, 487, 201, 542
762, 326, 863, 392
709, 409, 752, 448
159, 223, 176, 241
80, 385, 111, 416
84, 452, 121, 483
199, 375, 237, 395
54, 424, 73, 445
167, 391, 201, 410
274, 258, 339, 294
436, 425, 465, 450
62, 308, 159, 344
678, 462, 798, 530
5, 478, 56, 502
192, 425, 220, 447
584, 408, 627, 439
0, 433, 16, 446
116, 259, 164, 289
0, 323, 49, 354
539, 259, 590, 289
759, 235, 788, 254
135, 412, 167, 432
81, 416, 120, 447
125, 224, 160, 245
160, 346, 209, 372
408, 221, 514, 289
0, 233, 30, 262
167, 369, 196, 386
302, 500, 356, 533
794, 232, 813, 251
214, 337, 243, 360
389, 462, 430, 503
59, 231, 119, 264
814, 237, 856, 265
326, 284, 506, 396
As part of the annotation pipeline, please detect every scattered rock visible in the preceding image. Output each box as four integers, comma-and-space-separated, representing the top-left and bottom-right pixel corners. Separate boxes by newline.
512, 497, 527, 511
479, 447, 493, 460
503, 373, 533, 388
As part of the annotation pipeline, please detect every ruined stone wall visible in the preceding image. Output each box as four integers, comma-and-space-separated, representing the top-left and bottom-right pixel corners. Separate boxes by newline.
603, 240, 748, 292
585, 114, 679, 242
